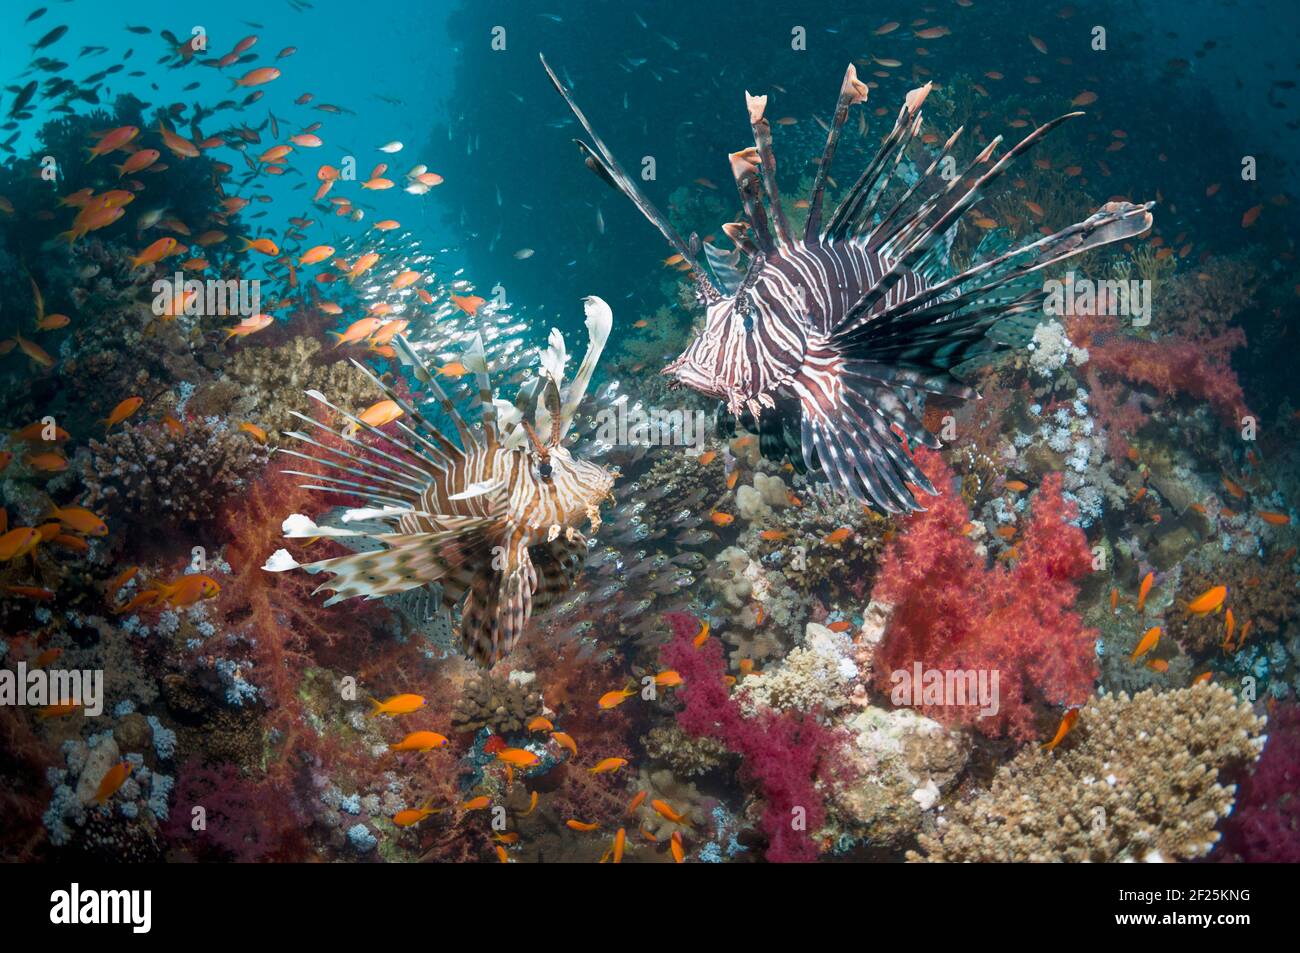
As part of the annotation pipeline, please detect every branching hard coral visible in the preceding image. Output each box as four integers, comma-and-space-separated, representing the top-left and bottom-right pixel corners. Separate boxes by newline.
221, 335, 380, 433
909, 685, 1266, 862
642, 724, 733, 777
873, 449, 1098, 742
81, 417, 268, 533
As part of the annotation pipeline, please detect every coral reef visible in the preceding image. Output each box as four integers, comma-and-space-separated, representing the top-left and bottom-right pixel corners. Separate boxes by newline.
450, 672, 545, 736
80, 417, 268, 534
910, 685, 1265, 862
873, 449, 1098, 741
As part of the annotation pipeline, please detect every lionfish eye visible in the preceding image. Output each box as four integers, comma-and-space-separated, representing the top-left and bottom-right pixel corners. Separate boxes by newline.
538, 460, 553, 480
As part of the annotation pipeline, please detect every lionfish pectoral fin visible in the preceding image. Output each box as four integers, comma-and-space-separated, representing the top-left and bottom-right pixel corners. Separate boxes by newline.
298, 518, 500, 606
461, 542, 538, 667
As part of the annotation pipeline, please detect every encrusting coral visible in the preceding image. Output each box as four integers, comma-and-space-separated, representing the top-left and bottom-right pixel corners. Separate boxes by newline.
909, 684, 1266, 862
449, 672, 545, 736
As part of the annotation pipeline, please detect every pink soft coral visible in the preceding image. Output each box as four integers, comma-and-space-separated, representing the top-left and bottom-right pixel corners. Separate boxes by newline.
660, 613, 839, 862
1067, 309, 1250, 455
873, 449, 1098, 742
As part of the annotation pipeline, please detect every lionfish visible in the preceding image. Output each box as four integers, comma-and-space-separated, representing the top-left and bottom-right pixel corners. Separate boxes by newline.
264, 297, 617, 665
543, 56, 1153, 512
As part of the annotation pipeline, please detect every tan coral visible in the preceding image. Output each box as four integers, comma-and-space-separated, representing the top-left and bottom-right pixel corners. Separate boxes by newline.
909, 685, 1266, 862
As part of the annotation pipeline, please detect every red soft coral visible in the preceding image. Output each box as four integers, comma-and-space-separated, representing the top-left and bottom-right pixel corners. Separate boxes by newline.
660, 613, 840, 863
873, 449, 1098, 742
1067, 309, 1250, 455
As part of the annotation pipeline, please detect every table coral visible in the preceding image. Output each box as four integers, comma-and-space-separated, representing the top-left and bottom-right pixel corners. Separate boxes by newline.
910, 685, 1266, 862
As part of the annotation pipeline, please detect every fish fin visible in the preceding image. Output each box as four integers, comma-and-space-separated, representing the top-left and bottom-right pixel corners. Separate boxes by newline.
528, 535, 587, 616
461, 540, 537, 666
539, 54, 720, 299
392, 334, 477, 451
299, 519, 501, 606
556, 296, 612, 440
834, 200, 1155, 348
822, 81, 932, 242
805, 63, 872, 240
457, 333, 497, 449
703, 242, 746, 295
745, 91, 793, 246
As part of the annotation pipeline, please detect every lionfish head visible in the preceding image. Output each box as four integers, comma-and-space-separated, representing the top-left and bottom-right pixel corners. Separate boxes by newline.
547, 445, 616, 514
662, 295, 736, 399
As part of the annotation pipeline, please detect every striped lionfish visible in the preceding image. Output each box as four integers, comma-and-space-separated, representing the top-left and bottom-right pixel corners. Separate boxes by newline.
264, 297, 617, 665
543, 56, 1153, 512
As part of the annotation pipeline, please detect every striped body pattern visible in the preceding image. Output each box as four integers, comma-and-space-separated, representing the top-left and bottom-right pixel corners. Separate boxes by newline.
545, 56, 1153, 512
265, 297, 617, 665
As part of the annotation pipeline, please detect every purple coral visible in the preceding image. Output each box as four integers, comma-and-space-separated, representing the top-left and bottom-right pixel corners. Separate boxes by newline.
660, 612, 840, 863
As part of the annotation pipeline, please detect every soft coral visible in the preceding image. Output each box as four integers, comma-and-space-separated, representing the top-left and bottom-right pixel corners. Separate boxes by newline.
660, 613, 840, 862
872, 449, 1098, 742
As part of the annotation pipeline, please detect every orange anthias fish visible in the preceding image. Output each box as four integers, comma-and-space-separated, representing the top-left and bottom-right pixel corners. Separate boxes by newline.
671, 830, 685, 863
693, 620, 710, 648
1130, 626, 1161, 662
823, 527, 852, 545
1186, 585, 1228, 615
590, 757, 628, 775
232, 66, 281, 88
152, 574, 221, 608
551, 731, 578, 757
86, 125, 139, 160
369, 693, 425, 717
389, 731, 447, 752
497, 748, 541, 768
1136, 571, 1154, 613
94, 761, 133, 805
598, 687, 636, 710
654, 670, 683, 687
238, 422, 268, 443
329, 317, 385, 348
1043, 709, 1079, 751
450, 293, 485, 316
129, 237, 179, 269
527, 716, 554, 733
566, 819, 600, 832
393, 798, 439, 827
1257, 511, 1291, 526
710, 511, 734, 527
102, 396, 144, 431
47, 504, 108, 536
651, 799, 690, 824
